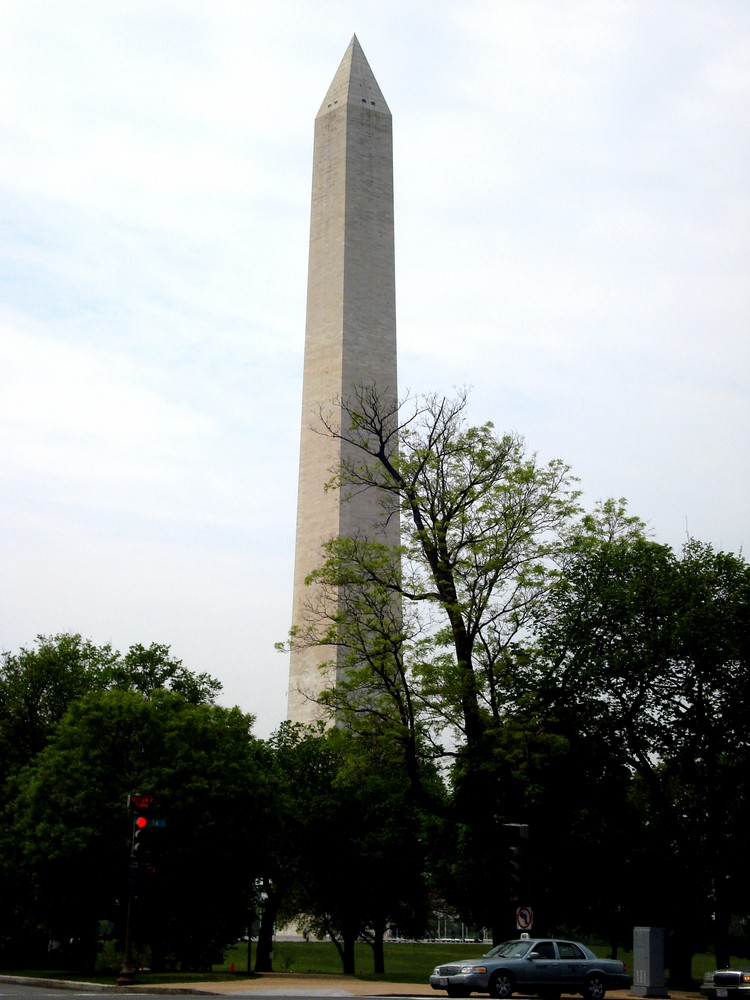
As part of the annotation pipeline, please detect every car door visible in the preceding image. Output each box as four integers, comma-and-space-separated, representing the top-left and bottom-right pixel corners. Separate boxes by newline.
556, 941, 591, 989
525, 940, 560, 991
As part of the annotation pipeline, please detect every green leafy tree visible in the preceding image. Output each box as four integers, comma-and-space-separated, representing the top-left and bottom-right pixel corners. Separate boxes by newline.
288, 388, 580, 940
533, 504, 750, 978
312, 389, 579, 743
258, 723, 434, 975
0, 634, 224, 964
315, 728, 433, 974
0, 634, 115, 775
248, 722, 330, 972
3, 688, 265, 971
0, 634, 220, 778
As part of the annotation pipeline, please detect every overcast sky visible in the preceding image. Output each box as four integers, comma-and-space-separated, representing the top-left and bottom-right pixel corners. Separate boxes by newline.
1, 0, 748, 736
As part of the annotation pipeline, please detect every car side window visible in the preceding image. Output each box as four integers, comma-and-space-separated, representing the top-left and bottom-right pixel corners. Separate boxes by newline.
558, 943, 585, 960
534, 942, 556, 959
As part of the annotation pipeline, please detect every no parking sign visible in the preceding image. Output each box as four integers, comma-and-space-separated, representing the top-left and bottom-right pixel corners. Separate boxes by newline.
516, 906, 533, 931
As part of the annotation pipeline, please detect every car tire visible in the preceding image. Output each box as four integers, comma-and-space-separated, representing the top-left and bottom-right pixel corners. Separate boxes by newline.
582, 974, 606, 1000
490, 971, 515, 999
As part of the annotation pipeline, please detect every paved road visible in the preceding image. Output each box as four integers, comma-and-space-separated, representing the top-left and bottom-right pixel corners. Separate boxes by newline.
0, 983, 423, 1000
0, 979, 432, 1000
0, 986, 172, 1000
0, 992, 373, 1000
0, 978, 702, 1000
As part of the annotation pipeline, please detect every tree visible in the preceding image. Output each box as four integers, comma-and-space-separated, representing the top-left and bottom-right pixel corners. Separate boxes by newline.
0, 634, 224, 965
248, 722, 331, 972
0, 634, 115, 776
314, 727, 433, 974
287, 387, 581, 940
1, 687, 266, 971
532, 504, 750, 978
0, 633, 220, 778
303, 389, 577, 728
258, 723, 433, 975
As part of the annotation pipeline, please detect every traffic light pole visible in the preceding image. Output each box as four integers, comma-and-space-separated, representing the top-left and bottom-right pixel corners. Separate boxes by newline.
118, 794, 164, 984
117, 815, 139, 986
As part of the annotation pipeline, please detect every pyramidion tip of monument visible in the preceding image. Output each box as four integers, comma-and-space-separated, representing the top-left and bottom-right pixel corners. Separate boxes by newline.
317, 34, 390, 117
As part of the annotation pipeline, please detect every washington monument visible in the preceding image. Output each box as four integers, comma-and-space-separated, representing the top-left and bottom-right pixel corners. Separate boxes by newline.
287, 36, 399, 724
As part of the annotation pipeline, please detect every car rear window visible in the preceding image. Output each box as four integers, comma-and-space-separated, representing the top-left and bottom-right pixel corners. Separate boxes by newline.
558, 943, 586, 960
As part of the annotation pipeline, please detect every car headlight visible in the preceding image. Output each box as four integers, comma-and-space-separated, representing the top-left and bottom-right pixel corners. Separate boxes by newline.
460, 966, 486, 974
741, 974, 750, 985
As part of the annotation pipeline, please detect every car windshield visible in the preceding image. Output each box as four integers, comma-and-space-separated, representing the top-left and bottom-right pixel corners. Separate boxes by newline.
484, 941, 534, 959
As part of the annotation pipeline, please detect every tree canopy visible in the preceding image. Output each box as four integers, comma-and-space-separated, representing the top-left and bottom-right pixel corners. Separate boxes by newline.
0, 633, 220, 778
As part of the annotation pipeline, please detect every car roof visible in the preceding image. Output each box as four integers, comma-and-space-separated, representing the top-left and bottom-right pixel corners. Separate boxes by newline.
510, 938, 579, 943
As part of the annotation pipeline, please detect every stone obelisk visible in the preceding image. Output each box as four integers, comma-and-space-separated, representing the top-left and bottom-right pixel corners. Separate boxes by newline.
287, 36, 398, 724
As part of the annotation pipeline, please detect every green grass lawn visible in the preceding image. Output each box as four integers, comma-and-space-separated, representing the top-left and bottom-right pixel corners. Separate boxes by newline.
221, 940, 488, 979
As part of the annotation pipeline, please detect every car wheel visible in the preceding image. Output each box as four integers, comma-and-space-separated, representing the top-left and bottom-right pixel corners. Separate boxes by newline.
490, 971, 515, 999
582, 974, 606, 1000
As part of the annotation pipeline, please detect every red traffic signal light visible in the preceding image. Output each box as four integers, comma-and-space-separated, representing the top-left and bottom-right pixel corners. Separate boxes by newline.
132, 814, 149, 856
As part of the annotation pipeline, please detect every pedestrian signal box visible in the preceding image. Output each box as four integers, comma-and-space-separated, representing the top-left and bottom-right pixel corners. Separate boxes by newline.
128, 793, 156, 811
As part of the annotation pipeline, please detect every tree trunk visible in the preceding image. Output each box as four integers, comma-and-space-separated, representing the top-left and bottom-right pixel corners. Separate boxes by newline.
342, 932, 356, 975
371, 919, 386, 974
254, 901, 276, 972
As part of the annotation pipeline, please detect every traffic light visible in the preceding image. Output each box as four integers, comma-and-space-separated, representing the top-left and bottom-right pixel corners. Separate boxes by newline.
132, 814, 149, 857
504, 822, 529, 902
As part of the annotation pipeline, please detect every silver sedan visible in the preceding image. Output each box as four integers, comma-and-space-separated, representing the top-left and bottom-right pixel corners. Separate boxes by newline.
430, 937, 630, 999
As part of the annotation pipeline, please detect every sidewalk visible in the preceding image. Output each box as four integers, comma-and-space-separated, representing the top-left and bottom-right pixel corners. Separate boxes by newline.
136, 973, 437, 994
